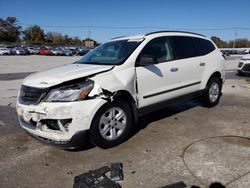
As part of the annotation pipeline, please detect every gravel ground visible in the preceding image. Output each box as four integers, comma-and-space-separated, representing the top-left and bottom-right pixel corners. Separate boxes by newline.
0, 55, 249, 188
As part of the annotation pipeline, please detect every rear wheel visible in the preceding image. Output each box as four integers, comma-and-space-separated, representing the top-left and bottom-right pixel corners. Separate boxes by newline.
202, 77, 222, 107
89, 100, 133, 148
238, 70, 245, 76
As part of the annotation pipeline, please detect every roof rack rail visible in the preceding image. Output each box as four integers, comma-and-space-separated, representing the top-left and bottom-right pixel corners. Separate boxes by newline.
111, 36, 127, 40
145, 30, 206, 37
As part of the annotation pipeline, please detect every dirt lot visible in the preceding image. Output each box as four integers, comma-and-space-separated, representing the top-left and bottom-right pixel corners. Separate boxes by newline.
0, 55, 249, 188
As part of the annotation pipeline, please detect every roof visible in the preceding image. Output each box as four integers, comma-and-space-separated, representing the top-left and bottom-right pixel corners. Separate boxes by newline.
145, 30, 206, 37
110, 30, 206, 41
110, 34, 145, 41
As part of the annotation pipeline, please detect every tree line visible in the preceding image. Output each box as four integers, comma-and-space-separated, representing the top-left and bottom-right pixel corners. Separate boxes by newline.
211, 36, 250, 48
0, 16, 99, 46
1, 16, 250, 48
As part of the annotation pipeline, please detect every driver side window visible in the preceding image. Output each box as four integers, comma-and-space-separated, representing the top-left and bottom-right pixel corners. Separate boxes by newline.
137, 37, 174, 64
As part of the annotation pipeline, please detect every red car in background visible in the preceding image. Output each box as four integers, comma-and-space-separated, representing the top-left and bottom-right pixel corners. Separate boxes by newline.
39, 47, 52, 55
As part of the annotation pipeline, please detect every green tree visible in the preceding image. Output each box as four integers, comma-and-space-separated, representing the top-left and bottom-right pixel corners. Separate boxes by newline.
0, 16, 22, 43
23, 25, 45, 44
72, 36, 82, 46
62, 34, 70, 45
235, 38, 250, 48
52, 33, 62, 45
211, 36, 228, 48
45, 32, 54, 43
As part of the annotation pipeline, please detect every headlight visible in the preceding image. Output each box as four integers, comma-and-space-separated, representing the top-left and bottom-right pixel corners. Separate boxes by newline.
238, 62, 244, 68
44, 80, 94, 102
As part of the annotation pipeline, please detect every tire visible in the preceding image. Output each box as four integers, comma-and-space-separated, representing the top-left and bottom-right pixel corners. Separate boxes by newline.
202, 76, 222, 108
238, 71, 244, 76
89, 100, 133, 148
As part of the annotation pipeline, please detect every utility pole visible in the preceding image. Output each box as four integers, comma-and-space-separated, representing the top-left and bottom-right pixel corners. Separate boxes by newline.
88, 25, 91, 50
30, 27, 33, 44
233, 28, 237, 48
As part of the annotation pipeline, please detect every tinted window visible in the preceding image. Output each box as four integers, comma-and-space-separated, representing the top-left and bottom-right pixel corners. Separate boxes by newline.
138, 37, 174, 64
171, 36, 196, 59
192, 38, 215, 56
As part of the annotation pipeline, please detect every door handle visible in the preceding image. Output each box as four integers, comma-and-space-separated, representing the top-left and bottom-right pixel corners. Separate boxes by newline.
170, 67, 178, 72
200, 62, 206, 66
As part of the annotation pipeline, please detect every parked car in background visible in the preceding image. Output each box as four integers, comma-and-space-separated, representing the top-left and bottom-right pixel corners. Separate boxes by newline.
68, 48, 77, 55
0, 47, 11, 55
26, 47, 36, 54
11, 47, 26, 55
61, 48, 73, 56
34, 47, 40, 55
5, 46, 15, 54
51, 47, 63, 56
22, 46, 31, 55
238, 54, 250, 76
16, 31, 225, 149
39, 47, 52, 55
77, 49, 90, 56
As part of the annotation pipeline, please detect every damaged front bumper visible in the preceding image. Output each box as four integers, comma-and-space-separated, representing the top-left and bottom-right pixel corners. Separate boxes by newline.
25, 130, 88, 149
16, 98, 107, 148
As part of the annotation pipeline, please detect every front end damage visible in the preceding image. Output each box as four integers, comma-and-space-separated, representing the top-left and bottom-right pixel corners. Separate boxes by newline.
16, 98, 107, 148
16, 60, 138, 148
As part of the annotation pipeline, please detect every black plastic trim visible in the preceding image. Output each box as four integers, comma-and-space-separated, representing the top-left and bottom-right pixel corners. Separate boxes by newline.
139, 90, 203, 115
26, 130, 88, 149
143, 81, 201, 99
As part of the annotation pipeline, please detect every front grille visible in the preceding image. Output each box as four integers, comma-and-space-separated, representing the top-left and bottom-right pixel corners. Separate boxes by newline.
242, 64, 250, 72
19, 85, 47, 105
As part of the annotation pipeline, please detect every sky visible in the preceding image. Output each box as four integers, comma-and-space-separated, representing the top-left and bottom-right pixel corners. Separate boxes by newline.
1, 0, 250, 43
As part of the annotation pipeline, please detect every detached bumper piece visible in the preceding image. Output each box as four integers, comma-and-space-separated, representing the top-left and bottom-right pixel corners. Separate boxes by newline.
73, 164, 123, 188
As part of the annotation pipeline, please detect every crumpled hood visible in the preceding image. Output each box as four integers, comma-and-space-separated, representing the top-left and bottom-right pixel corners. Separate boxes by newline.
23, 63, 113, 88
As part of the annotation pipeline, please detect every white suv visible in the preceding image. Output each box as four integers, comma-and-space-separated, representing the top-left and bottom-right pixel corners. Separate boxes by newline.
16, 31, 226, 149
238, 54, 250, 76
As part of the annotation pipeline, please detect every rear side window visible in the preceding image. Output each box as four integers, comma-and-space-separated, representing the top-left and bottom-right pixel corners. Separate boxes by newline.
192, 38, 215, 56
170, 36, 196, 59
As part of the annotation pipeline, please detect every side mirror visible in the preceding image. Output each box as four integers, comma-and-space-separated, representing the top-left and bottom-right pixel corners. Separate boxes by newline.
137, 55, 154, 66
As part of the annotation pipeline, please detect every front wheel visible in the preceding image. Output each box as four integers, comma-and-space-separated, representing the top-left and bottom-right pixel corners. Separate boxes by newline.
202, 77, 222, 107
89, 100, 133, 148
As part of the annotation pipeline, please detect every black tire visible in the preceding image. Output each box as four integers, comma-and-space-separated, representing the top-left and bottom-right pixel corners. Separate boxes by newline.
238, 71, 244, 76
202, 76, 222, 108
89, 100, 133, 148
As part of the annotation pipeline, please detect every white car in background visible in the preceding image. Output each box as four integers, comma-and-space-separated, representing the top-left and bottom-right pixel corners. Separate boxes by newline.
238, 54, 250, 76
27, 47, 36, 54
0, 47, 11, 55
16, 31, 226, 149
12, 47, 26, 55
51, 47, 63, 55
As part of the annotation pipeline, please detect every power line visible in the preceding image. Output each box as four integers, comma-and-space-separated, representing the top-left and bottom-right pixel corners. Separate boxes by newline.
20, 24, 250, 31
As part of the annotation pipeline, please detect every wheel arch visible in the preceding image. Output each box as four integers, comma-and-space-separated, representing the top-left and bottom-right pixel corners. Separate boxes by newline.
113, 90, 138, 124
201, 71, 223, 89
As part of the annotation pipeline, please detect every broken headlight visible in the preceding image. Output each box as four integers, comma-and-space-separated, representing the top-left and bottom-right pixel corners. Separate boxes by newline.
238, 62, 244, 68
44, 80, 94, 102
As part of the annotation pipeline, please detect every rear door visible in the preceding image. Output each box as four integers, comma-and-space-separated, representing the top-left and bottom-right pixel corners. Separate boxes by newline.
170, 36, 205, 91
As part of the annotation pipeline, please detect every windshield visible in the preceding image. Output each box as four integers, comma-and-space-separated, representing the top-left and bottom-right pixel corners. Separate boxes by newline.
76, 39, 142, 65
